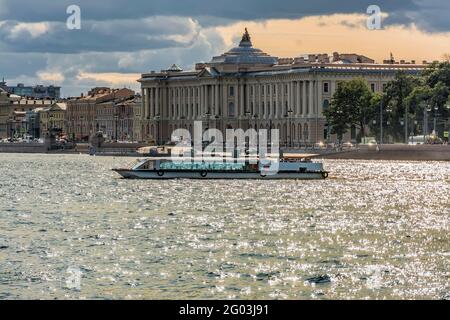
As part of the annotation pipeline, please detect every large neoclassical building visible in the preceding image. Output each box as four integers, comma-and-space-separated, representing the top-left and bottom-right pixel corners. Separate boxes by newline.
139, 29, 426, 145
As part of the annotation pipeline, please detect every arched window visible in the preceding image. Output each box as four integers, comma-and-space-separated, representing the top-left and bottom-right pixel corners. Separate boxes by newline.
298, 124, 302, 140
228, 102, 235, 117
304, 123, 309, 141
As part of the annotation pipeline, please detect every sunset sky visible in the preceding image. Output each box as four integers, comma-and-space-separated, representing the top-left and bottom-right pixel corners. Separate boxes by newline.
1, 0, 449, 96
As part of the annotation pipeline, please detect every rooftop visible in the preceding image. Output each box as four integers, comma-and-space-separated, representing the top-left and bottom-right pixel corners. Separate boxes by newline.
140, 28, 430, 81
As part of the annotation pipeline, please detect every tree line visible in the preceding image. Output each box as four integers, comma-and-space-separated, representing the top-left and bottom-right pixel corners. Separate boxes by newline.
324, 60, 450, 143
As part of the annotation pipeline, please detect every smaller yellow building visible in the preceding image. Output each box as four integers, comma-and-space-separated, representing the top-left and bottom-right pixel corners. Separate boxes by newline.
39, 102, 67, 137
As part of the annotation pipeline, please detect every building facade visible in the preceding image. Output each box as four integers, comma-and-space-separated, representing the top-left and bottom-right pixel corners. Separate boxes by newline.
95, 95, 140, 142
133, 96, 143, 142
0, 79, 61, 99
0, 95, 55, 139
139, 29, 427, 146
66, 87, 135, 141
39, 102, 67, 138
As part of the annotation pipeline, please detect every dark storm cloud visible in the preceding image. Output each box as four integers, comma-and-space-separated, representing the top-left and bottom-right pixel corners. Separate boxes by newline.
0, 0, 419, 23
0, 16, 200, 53
1, 0, 449, 97
0, 0, 448, 55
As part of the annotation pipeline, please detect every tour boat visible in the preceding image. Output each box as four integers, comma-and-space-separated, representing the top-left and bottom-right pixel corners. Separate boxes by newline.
112, 154, 329, 180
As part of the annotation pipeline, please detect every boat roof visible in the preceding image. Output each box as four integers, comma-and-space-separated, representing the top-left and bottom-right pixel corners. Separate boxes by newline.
136, 153, 318, 162
283, 153, 320, 159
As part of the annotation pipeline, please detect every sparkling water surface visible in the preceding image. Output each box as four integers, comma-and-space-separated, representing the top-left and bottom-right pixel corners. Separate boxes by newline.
0, 154, 448, 300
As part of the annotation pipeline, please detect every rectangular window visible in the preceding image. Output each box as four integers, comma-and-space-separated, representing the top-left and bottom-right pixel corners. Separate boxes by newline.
229, 86, 235, 97
370, 83, 376, 92
323, 82, 329, 93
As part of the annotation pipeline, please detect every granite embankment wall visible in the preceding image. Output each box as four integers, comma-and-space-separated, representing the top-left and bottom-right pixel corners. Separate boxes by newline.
0, 143, 47, 153
321, 145, 450, 161
0, 142, 148, 155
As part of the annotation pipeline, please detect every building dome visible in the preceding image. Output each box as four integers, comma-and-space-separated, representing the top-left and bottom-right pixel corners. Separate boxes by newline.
209, 28, 278, 67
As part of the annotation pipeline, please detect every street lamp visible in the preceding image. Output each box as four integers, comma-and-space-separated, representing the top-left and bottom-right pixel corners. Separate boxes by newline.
335, 109, 344, 145
433, 104, 439, 135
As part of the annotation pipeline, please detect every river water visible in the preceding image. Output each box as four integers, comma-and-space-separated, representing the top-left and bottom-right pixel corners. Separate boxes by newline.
0, 154, 448, 300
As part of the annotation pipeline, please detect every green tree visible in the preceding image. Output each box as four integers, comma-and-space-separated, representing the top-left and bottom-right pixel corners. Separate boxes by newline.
422, 62, 450, 117
405, 62, 450, 137
324, 78, 374, 143
383, 72, 419, 142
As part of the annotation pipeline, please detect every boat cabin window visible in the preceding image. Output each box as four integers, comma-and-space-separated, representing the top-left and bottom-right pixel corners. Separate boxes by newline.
137, 160, 154, 170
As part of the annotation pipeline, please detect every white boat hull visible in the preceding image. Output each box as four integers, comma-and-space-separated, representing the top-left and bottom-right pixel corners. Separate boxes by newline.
113, 169, 327, 180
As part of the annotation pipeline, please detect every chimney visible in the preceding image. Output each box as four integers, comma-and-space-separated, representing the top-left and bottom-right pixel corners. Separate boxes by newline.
294, 57, 305, 64
333, 52, 340, 62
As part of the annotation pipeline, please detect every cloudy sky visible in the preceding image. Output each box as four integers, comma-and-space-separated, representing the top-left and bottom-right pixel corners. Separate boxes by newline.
1, 0, 450, 97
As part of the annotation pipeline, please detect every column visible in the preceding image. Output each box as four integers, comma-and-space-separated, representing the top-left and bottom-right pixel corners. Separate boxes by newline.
302, 81, 307, 117
155, 87, 160, 117
149, 88, 154, 118
240, 84, 245, 116
222, 84, 227, 119
317, 80, 323, 117
309, 81, 314, 117
288, 81, 293, 113
264, 83, 268, 119
235, 83, 239, 118
143, 88, 148, 120
269, 83, 273, 118
200, 86, 204, 116
215, 84, 220, 116
272, 83, 279, 119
